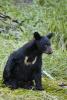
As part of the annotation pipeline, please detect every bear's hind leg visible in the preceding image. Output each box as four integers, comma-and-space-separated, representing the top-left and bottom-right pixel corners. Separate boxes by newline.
4, 79, 18, 89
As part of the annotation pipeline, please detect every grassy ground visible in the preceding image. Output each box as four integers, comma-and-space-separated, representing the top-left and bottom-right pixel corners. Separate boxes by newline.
0, 35, 67, 100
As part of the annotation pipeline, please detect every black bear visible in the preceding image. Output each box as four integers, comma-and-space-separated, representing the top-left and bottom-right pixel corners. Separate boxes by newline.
3, 32, 53, 90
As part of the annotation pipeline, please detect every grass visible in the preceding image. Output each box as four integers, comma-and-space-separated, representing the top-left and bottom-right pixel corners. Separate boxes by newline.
0, 0, 67, 40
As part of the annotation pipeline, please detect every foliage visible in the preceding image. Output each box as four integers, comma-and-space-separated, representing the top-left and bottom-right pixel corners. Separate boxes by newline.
0, 0, 67, 49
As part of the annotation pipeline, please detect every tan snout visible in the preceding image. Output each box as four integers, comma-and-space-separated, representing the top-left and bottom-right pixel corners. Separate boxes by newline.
46, 47, 53, 54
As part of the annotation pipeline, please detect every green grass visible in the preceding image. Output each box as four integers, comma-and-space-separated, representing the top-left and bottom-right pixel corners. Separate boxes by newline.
0, 0, 67, 47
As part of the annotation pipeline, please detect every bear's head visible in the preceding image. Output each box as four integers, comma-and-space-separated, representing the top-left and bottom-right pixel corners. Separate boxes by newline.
34, 32, 53, 54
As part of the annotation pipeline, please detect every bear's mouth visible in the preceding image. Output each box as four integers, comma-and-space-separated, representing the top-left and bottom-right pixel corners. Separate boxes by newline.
44, 48, 53, 54
44, 51, 53, 54
44, 46, 53, 54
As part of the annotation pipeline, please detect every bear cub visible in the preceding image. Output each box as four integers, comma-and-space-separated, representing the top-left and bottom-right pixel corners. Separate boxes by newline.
3, 32, 53, 90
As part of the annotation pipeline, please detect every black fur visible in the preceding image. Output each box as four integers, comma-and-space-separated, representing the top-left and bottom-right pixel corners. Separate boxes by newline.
3, 32, 53, 90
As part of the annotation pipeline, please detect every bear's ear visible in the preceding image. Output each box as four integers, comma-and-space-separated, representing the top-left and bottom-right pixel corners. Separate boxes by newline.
47, 33, 53, 39
34, 32, 41, 40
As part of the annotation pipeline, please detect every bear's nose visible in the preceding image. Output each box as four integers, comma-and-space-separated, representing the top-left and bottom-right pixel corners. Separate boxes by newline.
48, 50, 53, 54
47, 47, 53, 54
